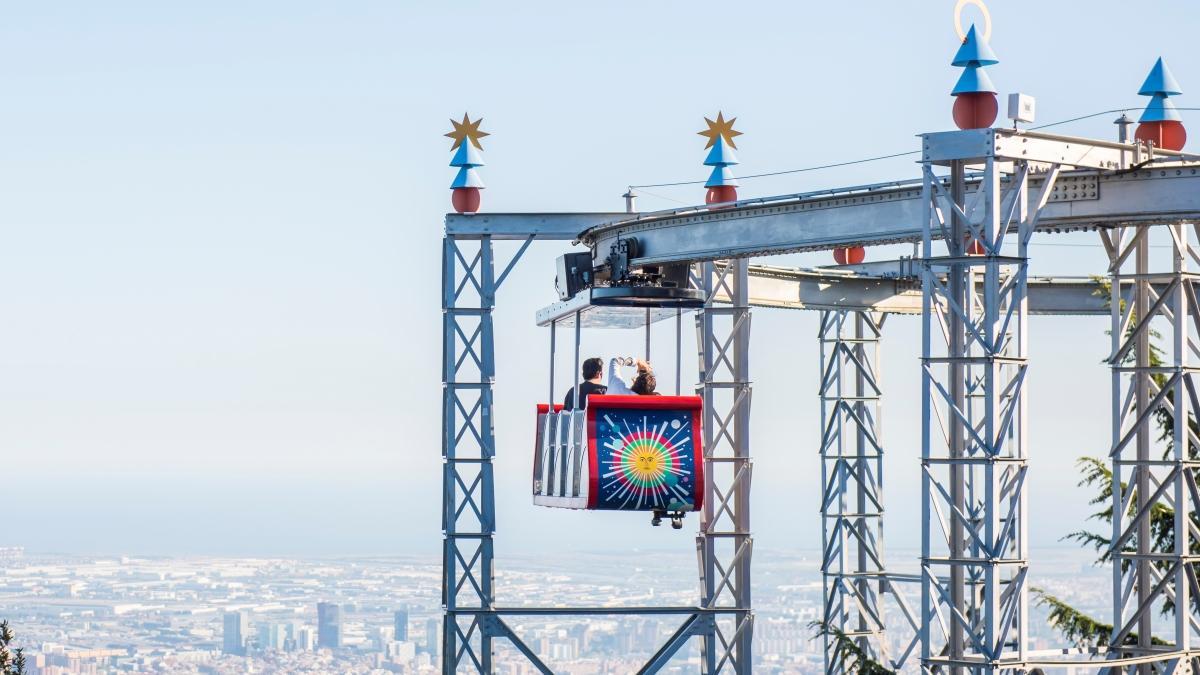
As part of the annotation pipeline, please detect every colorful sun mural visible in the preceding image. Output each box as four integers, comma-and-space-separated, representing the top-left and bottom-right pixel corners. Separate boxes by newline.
592, 407, 698, 511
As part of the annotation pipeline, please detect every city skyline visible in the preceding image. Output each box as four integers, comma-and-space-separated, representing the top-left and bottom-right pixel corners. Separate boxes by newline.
0, 548, 1111, 674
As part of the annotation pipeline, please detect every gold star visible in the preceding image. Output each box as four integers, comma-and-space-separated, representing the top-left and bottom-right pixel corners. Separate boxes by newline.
697, 111, 742, 150
445, 113, 490, 151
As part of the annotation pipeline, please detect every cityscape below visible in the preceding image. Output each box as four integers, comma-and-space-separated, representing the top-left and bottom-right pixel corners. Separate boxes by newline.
0, 546, 1108, 674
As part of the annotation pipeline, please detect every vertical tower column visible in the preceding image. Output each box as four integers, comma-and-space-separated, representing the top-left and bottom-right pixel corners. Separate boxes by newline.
819, 310, 888, 672
1102, 222, 1198, 670
442, 235, 497, 673
919, 155, 1049, 672
697, 259, 754, 674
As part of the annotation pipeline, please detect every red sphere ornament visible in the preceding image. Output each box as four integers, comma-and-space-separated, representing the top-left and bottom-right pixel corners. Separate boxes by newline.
953, 92, 999, 130
452, 187, 481, 214
705, 185, 738, 206
1135, 121, 1187, 151
833, 246, 866, 265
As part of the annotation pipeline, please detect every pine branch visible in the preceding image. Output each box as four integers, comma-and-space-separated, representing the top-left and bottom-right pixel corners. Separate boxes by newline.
1032, 588, 1171, 648
0, 621, 26, 675
810, 621, 894, 674
1033, 588, 1113, 648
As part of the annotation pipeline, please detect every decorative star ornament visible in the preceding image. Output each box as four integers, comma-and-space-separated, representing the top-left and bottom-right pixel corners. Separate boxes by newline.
445, 113, 490, 151
697, 112, 742, 150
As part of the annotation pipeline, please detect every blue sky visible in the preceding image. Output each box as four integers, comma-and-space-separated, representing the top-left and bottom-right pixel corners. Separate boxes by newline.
0, 1, 1196, 559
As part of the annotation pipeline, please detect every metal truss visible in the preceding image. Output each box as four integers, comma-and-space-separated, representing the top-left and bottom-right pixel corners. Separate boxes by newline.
442, 234, 537, 673
820, 309, 887, 671
816, 309, 892, 667
818, 310, 921, 674
443, 235, 749, 674
1102, 222, 1200, 672
918, 156, 1051, 673
697, 259, 754, 674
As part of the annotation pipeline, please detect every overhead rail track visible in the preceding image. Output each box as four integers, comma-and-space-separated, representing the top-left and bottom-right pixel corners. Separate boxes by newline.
566, 130, 1200, 266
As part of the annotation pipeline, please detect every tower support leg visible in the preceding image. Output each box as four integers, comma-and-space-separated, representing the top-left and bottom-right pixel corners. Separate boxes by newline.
1102, 222, 1199, 672
919, 158, 1043, 673
442, 234, 532, 673
697, 259, 754, 674
819, 310, 888, 673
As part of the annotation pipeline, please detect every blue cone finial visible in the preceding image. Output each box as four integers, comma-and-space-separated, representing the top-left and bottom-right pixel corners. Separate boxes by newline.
704, 165, 739, 189
951, 25, 999, 67
450, 140, 485, 168
1139, 57, 1183, 97
704, 135, 740, 167
1140, 95, 1183, 123
450, 166, 485, 189
952, 65, 997, 96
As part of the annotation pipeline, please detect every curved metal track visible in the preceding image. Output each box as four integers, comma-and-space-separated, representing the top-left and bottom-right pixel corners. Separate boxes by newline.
580, 130, 1200, 266
583, 166, 1200, 265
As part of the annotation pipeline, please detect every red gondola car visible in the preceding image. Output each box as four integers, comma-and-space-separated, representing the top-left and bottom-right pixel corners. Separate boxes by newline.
533, 395, 703, 517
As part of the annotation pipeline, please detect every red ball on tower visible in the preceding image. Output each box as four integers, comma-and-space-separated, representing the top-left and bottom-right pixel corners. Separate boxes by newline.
1134, 122, 1187, 152
451, 188, 481, 214
953, 93, 999, 131
705, 186, 738, 205
833, 247, 866, 265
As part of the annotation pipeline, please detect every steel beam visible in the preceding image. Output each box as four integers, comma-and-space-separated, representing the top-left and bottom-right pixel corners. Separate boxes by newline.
696, 259, 754, 674
639, 614, 717, 675
920, 151, 1038, 673
1102, 223, 1200, 672
442, 235, 499, 673
579, 160, 1200, 267
445, 212, 629, 240
922, 128, 1193, 169
741, 265, 1161, 316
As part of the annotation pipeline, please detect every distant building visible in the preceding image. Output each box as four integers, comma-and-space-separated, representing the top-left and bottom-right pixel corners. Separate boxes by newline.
296, 625, 317, 652
257, 622, 287, 652
373, 626, 394, 651
394, 607, 408, 642
387, 639, 416, 662
425, 618, 439, 658
317, 602, 342, 649
222, 612, 245, 656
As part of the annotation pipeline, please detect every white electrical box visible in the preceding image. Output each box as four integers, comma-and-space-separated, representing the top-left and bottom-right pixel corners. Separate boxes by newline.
1008, 93, 1036, 124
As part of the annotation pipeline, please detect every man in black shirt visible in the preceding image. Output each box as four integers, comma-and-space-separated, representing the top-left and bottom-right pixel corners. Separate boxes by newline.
563, 357, 607, 409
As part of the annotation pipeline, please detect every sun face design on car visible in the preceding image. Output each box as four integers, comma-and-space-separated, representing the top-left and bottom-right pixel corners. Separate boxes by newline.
597, 412, 695, 511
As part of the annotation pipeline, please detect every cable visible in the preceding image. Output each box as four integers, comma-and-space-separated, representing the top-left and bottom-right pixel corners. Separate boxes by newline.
1032, 107, 1200, 130
629, 150, 919, 189
1032, 106, 1132, 129
627, 106, 1200, 192
633, 187, 692, 205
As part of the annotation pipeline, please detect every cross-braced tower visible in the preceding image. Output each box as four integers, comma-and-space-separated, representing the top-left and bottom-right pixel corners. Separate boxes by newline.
917, 135, 1061, 671
819, 311, 888, 670
696, 260, 754, 674
1102, 220, 1200, 670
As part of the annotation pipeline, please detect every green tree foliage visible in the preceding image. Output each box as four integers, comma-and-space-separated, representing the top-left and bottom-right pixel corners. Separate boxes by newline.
0, 621, 26, 675
809, 621, 894, 674
1032, 588, 1169, 648
1042, 276, 1199, 646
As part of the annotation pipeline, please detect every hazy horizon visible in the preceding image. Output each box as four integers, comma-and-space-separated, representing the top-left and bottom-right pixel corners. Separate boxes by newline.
2, 0, 1196, 559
